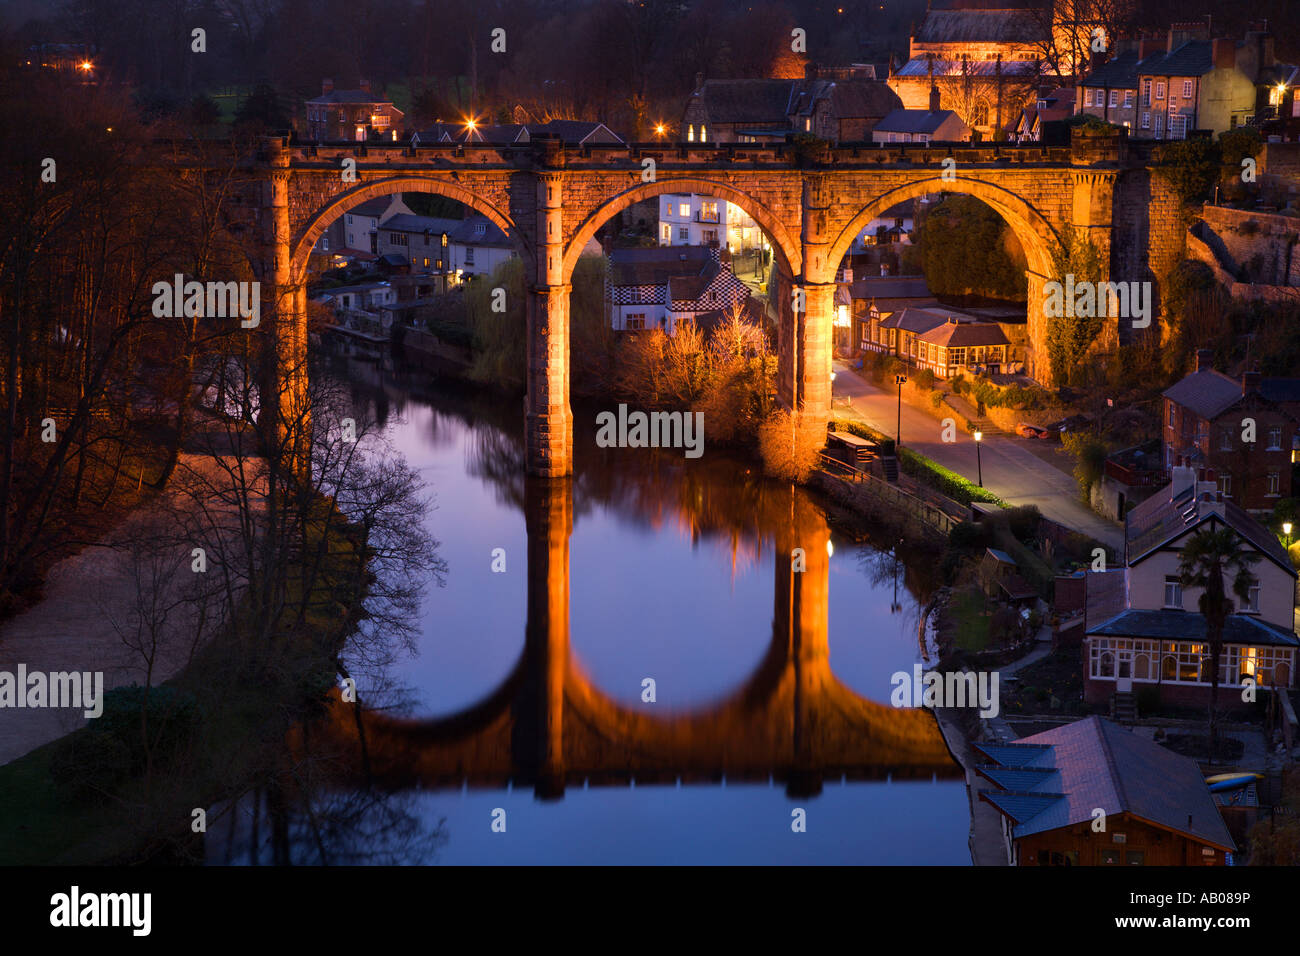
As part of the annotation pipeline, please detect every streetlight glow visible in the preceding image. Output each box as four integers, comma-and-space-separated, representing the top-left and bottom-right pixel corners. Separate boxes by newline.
79, 60, 93, 71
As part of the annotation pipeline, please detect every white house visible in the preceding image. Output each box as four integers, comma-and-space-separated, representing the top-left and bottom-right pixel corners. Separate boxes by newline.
870, 108, 970, 144
447, 215, 517, 279
606, 246, 752, 334
658, 194, 764, 254
1082, 466, 1298, 709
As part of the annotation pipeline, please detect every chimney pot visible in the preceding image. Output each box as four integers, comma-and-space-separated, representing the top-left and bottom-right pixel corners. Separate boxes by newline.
1196, 348, 1213, 371
322, 78, 334, 95
1243, 370, 1261, 394
1213, 38, 1236, 71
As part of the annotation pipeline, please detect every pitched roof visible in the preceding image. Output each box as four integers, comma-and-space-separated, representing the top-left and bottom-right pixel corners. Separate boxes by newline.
380, 214, 463, 236
1261, 377, 1300, 404
348, 196, 404, 218
691, 79, 796, 124
1084, 568, 1128, 631
977, 716, 1235, 850
874, 108, 963, 135
608, 246, 716, 287
914, 8, 1045, 44
1138, 40, 1214, 78
1126, 482, 1295, 573
1162, 368, 1244, 419
307, 88, 396, 105
894, 57, 1044, 78
1087, 608, 1299, 647
1080, 50, 1141, 88
447, 215, 512, 247
917, 319, 1009, 347
880, 306, 964, 334
851, 276, 932, 300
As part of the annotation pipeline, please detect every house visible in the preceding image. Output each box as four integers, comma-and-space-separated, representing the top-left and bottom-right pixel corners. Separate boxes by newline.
447, 215, 516, 279
870, 104, 970, 144
412, 120, 625, 147
886, 3, 1050, 139
851, 275, 938, 353
868, 306, 1010, 376
1161, 350, 1297, 512
305, 79, 404, 142
977, 716, 1235, 865
1081, 468, 1298, 710
1076, 49, 1141, 131
657, 194, 763, 253
680, 65, 901, 144
338, 195, 414, 256
605, 246, 751, 334
375, 214, 462, 273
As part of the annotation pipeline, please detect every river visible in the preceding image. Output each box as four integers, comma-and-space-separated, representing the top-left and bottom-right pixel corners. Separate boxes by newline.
208, 354, 971, 865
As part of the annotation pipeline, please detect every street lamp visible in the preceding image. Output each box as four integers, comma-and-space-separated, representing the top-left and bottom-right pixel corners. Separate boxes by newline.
974, 429, 984, 487
894, 374, 907, 446
1284, 521, 1293, 547
654, 122, 667, 138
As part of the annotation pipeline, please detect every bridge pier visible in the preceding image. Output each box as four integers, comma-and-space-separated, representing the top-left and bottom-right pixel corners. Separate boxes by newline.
525, 162, 573, 477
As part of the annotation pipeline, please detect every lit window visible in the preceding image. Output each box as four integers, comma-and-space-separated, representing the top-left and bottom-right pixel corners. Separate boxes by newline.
679, 203, 690, 217
700, 125, 707, 141
661, 224, 671, 242
1164, 576, 1183, 609
687, 124, 694, 142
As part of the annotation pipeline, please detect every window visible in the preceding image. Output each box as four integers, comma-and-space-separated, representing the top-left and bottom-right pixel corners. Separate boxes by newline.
687, 124, 694, 142
1268, 472, 1280, 496
700, 200, 719, 222
1268, 426, 1282, 450
1168, 403, 1175, 426
700, 125, 707, 141
1218, 473, 1231, 497
1141, 112, 1150, 129
804, 118, 811, 131
661, 224, 671, 242
1155, 81, 1166, 100
1241, 584, 1261, 613
1109, 90, 1119, 108
422, 257, 429, 267
1141, 79, 1151, 107
464, 247, 474, 265
1183, 79, 1193, 98
346, 215, 354, 225
972, 100, 989, 126
475, 223, 486, 237
625, 313, 646, 330
1171, 114, 1187, 140
679, 203, 690, 217
678, 227, 689, 240
1164, 576, 1183, 609
1084, 89, 1093, 107
1123, 90, 1134, 108
389, 232, 407, 246
1220, 427, 1232, 451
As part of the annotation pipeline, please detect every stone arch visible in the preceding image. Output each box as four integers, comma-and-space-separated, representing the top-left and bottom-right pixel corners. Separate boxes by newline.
290, 175, 533, 282
825, 176, 1061, 285
561, 178, 801, 283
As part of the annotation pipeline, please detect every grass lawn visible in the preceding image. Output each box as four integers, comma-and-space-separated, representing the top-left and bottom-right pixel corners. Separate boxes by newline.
949, 588, 991, 652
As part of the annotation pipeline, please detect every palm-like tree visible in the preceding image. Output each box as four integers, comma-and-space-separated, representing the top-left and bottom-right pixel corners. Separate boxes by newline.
1178, 527, 1260, 762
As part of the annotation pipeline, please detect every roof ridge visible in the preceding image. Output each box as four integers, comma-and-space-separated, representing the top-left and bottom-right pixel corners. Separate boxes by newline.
1095, 717, 1131, 814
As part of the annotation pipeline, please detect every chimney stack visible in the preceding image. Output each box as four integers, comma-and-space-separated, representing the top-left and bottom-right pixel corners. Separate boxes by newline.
1196, 348, 1213, 371
1138, 37, 1160, 61
1243, 370, 1261, 394
929, 84, 941, 112
359, 78, 371, 93
1170, 463, 1196, 500
694, 71, 704, 91
322, 78, 334, 95
1212, 38, 1236, 71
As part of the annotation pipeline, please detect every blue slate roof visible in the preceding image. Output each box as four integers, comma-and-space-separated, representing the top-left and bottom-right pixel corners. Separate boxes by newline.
979, 716, 1235, 850
976, 765, 1059, 792
1087, 608, 1299, 647
971, 741, 1052, 768
1139, 40, 1214, 78
1080, 50, 1140, 89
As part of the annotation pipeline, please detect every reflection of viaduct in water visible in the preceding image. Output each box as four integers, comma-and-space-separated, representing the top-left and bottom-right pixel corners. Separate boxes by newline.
323, 479, 959, 798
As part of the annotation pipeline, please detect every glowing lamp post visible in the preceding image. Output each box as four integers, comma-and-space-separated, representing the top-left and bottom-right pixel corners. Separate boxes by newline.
1284, 521, 1293, 547
974, 429, 984, 487
894, 374, 907, 446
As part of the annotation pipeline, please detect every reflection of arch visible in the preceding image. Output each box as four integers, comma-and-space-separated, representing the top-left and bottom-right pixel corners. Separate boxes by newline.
561, 178, 801, 282
290, 176, 532, 282
825, 177, 1061, 284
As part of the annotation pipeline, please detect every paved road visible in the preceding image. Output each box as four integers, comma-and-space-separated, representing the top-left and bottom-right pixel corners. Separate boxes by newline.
831, 362, 1124, 551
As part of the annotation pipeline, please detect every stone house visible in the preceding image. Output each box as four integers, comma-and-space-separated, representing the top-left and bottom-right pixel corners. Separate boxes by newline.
606, 246, 750, 334
305, 79, 404, 142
